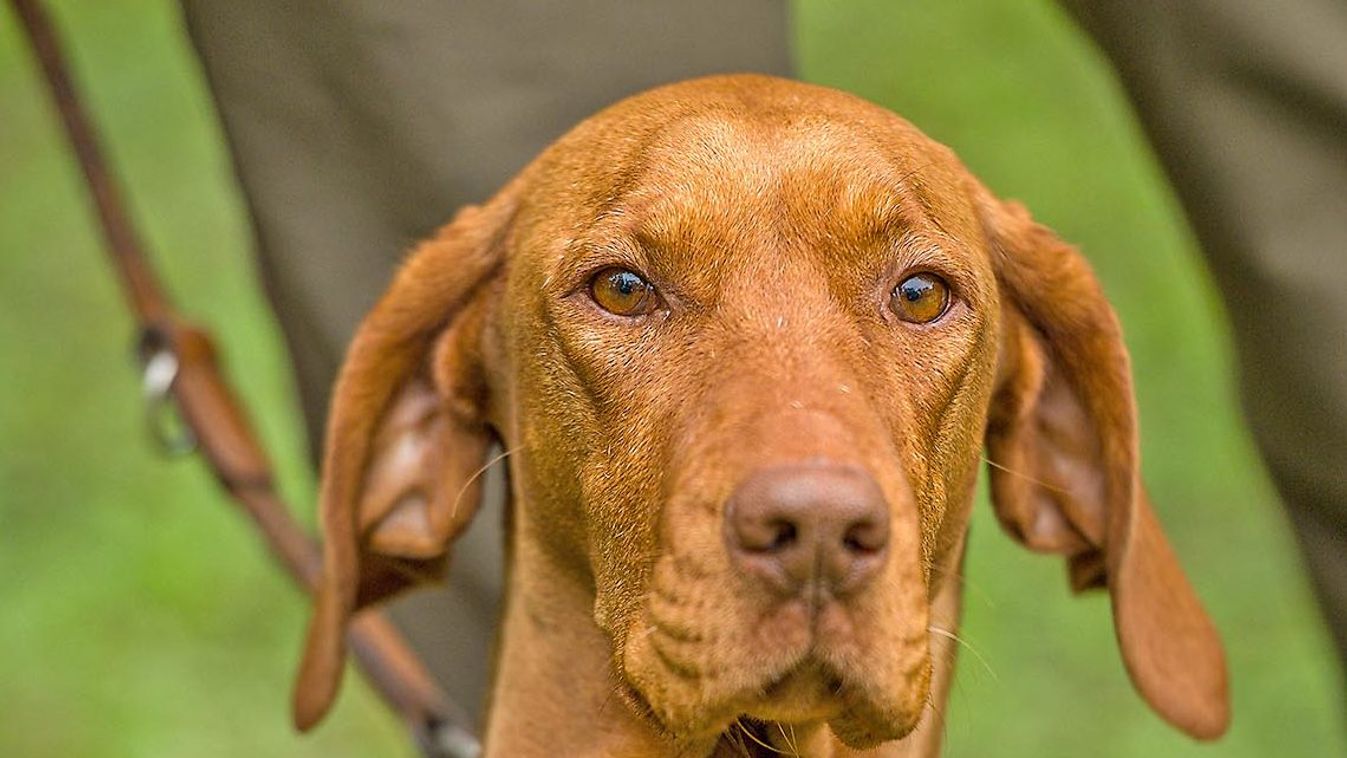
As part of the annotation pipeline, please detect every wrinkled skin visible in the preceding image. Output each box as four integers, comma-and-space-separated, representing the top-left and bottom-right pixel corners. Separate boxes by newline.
292, 76, 1230, 757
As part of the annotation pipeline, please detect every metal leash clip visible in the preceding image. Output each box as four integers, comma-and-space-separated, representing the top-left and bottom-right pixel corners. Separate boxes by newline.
138, 335, 196, 457
417, 719, 483, 758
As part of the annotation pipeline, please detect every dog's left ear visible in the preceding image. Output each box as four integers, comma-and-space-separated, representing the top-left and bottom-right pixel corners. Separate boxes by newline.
973, 180, 1229, 739
291, 185, 520, 731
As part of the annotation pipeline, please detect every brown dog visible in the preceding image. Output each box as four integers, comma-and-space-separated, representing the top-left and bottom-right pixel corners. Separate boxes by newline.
291, 75, 1229, 756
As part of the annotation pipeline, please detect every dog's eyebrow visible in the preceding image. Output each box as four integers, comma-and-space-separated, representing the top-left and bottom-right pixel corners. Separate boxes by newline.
547, 226, 658, 293
553, 193, 740, 289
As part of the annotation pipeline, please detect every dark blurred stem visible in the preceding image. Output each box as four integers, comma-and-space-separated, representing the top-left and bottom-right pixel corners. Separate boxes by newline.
8, 0, 170, 324
7, 1, 475, 753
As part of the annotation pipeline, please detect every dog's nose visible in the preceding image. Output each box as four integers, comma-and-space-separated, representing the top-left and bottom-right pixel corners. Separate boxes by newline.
724, 463, 890, 597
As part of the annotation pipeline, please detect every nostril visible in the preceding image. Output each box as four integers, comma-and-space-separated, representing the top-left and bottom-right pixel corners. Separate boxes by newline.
842, 517, 888, 555
736, 516, 800, 553
765, 520, 797, 552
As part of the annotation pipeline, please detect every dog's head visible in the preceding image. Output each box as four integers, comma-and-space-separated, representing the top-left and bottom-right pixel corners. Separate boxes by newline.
292, 75, 1228, 748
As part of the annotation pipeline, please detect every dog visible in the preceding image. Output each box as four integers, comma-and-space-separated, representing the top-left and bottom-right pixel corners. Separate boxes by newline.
290, 74, 1229, 756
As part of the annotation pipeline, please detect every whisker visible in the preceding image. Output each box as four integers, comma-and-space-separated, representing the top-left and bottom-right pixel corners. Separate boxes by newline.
736, 719, 789, 755
981, 455, 1074, 496
451, 445, 520, 518
929, 625, 999, 683
775, 721, 800, 755
929, 563, 996, 610
721, 723, 752, 757
924, 689, 945, 723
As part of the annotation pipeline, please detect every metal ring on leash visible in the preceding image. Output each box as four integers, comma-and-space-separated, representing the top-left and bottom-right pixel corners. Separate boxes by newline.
140, 346, 197, 456
418, 719, 483, 758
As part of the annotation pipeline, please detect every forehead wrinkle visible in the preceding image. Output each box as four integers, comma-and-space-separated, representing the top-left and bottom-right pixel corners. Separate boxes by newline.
798, 118, 974, 249
762, 122, 949, 249
584, 120, 778, 288
775, 173, 947, 286
632, 110, 778, 194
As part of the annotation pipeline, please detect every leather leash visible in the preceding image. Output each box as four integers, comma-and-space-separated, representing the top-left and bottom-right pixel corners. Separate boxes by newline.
8, 1, 481, 755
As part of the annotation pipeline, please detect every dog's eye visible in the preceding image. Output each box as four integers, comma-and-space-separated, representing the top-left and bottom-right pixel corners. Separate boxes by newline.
589, 267, 659, 317
890, 272, 950, 324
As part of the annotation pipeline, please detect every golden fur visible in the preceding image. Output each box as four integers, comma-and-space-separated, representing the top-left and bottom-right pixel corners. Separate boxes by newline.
292, 75, 1229, 756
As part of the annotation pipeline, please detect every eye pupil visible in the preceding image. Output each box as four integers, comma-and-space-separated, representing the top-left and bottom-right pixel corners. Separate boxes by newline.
590, 267, 658, 316
890, 272, 950, 324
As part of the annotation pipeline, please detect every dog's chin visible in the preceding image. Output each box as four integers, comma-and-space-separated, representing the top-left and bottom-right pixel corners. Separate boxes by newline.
745, 657, 930, 749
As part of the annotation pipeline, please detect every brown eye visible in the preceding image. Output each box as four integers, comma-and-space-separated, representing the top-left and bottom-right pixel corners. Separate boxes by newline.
890, 272, 950, 324
589, 267, 659, 317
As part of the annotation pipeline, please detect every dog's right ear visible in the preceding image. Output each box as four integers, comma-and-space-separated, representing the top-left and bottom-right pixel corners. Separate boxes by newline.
973, 179, 1229, 740
292, 184, 520, 731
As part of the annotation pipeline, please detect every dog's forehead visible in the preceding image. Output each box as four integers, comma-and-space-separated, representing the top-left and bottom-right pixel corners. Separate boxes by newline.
623, 114, 932, 240
521, 77, 982, 274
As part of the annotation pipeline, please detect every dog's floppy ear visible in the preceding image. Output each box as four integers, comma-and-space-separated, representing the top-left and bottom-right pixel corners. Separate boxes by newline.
291, 185, 520, 730
974, 181, 1230, 739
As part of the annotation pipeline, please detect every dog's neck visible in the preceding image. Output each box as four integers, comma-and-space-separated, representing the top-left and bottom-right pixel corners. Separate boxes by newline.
481, 511, 965, 757
482, 531, 673, 755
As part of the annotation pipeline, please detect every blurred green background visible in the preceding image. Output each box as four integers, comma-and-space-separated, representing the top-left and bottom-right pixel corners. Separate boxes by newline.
0, 0, 1341, 756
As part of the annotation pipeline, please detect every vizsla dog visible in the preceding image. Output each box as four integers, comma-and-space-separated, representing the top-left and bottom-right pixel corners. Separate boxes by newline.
291, 75, 1229, 756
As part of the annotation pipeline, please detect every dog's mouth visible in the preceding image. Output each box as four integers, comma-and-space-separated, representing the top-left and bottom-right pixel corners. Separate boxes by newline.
622, 556, 931, 747
731, 598, 926, 731
741, 658, 848, 723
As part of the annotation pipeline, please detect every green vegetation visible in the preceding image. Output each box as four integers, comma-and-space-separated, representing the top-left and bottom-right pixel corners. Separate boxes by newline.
1, 0, 1340, 755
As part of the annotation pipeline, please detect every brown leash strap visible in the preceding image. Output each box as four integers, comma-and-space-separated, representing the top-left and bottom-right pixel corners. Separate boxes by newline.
9, 1, 480, 755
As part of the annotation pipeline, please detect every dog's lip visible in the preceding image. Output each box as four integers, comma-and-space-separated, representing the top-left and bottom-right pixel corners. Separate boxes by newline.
763, 658, 845, 696
740, 658, 848, 723
644, 590, 871, 687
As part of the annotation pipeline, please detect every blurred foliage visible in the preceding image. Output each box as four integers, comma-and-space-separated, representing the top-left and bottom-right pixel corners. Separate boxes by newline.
0, 0, 1340, 756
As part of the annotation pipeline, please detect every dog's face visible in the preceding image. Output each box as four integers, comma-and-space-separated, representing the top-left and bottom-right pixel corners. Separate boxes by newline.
293, 76, 1229, 749
499, 94, 1000, 744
